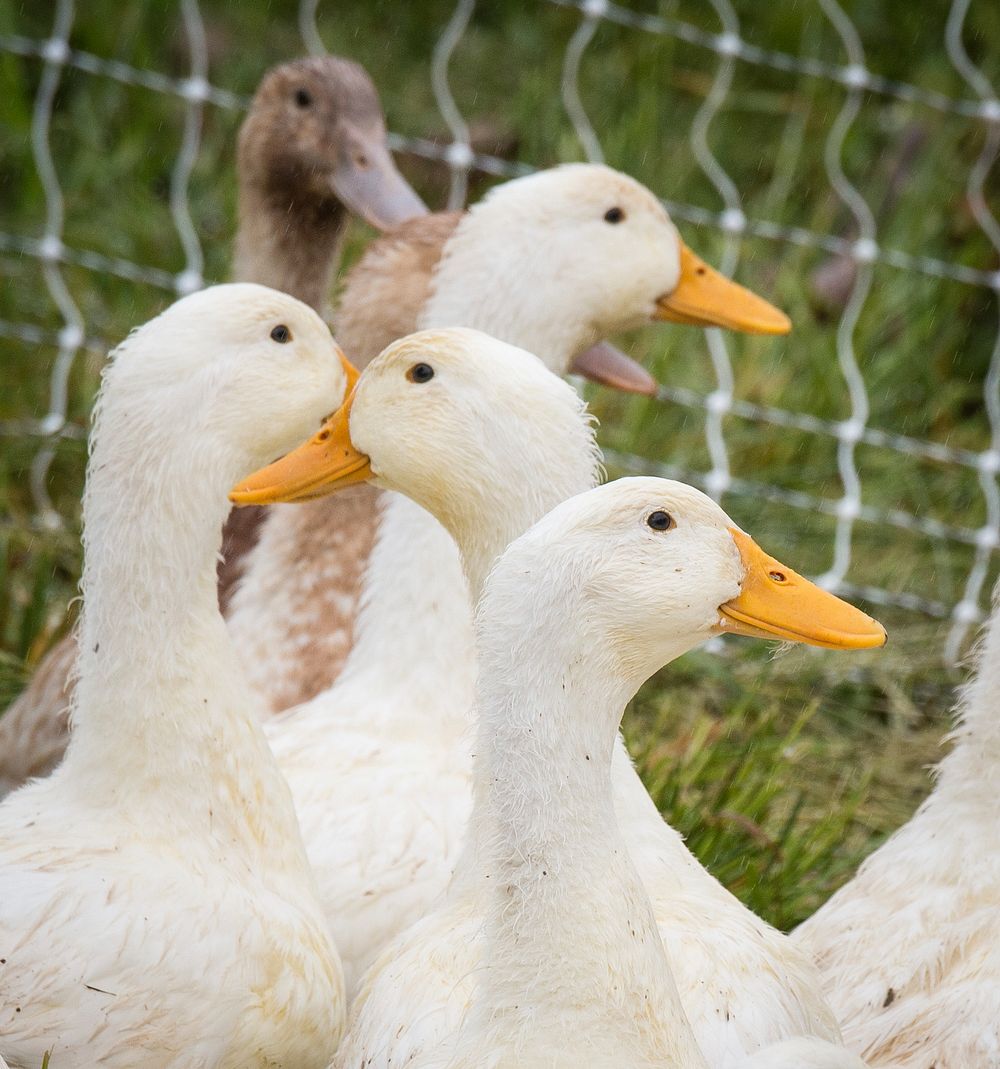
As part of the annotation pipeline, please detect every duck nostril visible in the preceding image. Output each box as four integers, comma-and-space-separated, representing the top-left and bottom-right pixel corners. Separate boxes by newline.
768, 570, 787, 583
354, 153, 370, 169
696, 267, 706, 276
316, 430, 331, 442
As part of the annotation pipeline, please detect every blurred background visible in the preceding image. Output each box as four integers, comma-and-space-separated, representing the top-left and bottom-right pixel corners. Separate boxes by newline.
1, 0, 998, 927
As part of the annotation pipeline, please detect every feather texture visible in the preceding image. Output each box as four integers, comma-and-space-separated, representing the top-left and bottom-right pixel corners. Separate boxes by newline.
0, 286, 347, 1068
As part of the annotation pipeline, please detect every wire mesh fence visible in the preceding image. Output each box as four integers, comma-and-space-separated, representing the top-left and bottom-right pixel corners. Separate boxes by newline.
1, 0, 998, 665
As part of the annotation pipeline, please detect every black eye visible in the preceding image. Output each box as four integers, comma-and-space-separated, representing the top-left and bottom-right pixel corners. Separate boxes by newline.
406, 363, 435, 384
294, 88, 312, 108
647, 510, 674, 531
270, 324, 292, 343
604, 206, 625, 224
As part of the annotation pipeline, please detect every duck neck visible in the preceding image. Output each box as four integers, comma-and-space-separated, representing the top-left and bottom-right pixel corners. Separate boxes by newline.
62, 411, 309, 867
232, 176, 347, 314
339, 414, 597, 720
465, 589, 704, 1064
935, 590, 1000, 803
335, 490, 476, 728
436, 464, 594, 606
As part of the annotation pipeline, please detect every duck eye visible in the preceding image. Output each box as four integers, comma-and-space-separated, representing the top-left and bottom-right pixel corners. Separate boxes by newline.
270, 324, 292, 344
406, 363, 435, 384
604, 206, 625, 224
647, 510, 674, 532
294, 88, 312, 108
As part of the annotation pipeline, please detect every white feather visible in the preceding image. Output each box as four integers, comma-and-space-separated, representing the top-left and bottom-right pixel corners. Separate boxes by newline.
794, 582, 1000, 1069
0, 285, 347, 1069
303, 328, 845, 1067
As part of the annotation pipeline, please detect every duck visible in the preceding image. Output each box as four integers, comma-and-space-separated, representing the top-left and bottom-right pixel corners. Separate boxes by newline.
231, 326, 886, 1066
395, 476, 875, 1069
228, 165, 792, 996
231, 54, 426, 316
0, 284, 352, 1068
0, 53, 425, 794
792, 584, 1000, 1068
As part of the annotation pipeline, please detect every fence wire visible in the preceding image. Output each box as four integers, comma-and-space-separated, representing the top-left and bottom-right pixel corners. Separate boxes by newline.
1, 0, 998, 661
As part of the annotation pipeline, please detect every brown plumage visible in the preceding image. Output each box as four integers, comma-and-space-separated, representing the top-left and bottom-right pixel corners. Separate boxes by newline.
233, 55, 425, 314
224, 213, 463, 709
0, 633, 77, 794
0, 55, 425, 790
334, 212, 463, 367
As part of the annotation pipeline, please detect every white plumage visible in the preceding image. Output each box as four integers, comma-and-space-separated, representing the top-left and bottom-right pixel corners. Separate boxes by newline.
235, 326, 870, 1067
794, 584, 1000, 1068
0, 285, 348, 1068
330, 475, 879, 1069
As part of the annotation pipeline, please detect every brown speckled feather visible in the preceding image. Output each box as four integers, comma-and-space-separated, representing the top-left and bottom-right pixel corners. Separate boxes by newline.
218, 504, 267, 614
223, 213, 464, 708
0, 212, 464, 787
0, 632, 77, 792
225, 486, 380, 712
335, 212, 462, 368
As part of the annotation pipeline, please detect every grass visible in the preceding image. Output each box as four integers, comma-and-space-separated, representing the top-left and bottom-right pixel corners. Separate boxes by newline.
1, 0, 998, 929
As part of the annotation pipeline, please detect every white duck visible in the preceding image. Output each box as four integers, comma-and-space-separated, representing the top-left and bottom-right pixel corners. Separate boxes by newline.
0, 285, 351, 1068
396, 477, 874, 1069
0, 51, 425, 794
232, 327, 886, 1067
792, 584, 1000, 1068
225, 164, 791, 997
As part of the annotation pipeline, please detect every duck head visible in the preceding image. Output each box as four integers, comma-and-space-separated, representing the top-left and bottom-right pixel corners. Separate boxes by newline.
238, 56, 425, 231
491, 477, 886, 687
425, 163, 790, 394
128, 283, 357, 475
231, 327, 601, 590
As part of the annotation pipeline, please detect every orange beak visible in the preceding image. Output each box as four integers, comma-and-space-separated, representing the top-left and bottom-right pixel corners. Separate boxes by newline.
655, 244, 791, 335
230, 386, 372, 506
718, 528, 887, 650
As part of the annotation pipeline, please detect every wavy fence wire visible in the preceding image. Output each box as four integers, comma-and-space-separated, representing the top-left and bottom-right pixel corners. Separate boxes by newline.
1, 0, 998, 664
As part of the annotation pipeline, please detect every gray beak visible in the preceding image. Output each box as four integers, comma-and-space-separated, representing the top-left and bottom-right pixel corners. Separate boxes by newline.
331, 129, 427, 231
570, 341, 658, 396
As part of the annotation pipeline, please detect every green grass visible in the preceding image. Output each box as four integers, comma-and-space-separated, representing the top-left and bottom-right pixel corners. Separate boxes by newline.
1, 0, 998, 929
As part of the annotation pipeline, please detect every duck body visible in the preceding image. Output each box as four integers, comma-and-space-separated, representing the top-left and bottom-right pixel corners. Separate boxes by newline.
794, 591, 1000, 1069
233, 327, 852, 1064
340, 480, 737, 1069
0, 286, 348, 1067
0, 696, 340, 1069
234, 172, 809, 1019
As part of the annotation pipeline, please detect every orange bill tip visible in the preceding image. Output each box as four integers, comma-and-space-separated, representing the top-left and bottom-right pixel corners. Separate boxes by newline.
654, 244, 791, 336
718, 528, 887, 651
229, 390, 372, 506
